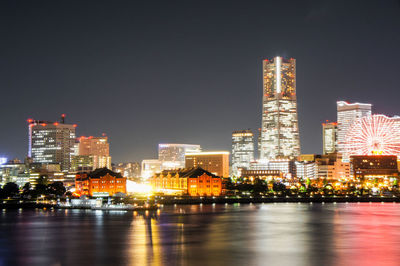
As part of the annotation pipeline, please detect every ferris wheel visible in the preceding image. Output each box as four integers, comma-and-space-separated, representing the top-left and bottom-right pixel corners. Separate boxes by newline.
344, 114, 400, 157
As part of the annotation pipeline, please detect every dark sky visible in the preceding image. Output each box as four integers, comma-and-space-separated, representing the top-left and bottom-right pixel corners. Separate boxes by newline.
1, 0, 400, 162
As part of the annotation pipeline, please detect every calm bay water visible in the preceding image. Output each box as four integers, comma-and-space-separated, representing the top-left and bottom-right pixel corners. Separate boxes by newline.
1, 203, 400, 266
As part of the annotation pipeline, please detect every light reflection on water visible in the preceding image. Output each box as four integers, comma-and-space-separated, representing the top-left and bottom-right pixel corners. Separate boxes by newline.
1, 203, 400, 266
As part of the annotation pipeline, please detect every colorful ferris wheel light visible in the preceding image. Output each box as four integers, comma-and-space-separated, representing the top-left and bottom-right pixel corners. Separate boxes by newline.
344, 114, 400, 157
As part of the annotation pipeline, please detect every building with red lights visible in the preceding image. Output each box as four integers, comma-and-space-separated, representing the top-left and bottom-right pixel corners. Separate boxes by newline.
28, 115, 76, 171
75, 168, 126, 197
150, 167, 222, 196
73, 136, 111, 171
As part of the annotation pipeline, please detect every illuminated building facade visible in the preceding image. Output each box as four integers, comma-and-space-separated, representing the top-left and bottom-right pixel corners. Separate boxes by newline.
28, 117, 76, 171
231, 130, 254, 177
72, 155, 94, 172
314, 154, 351, 180
75, 168, 126, 197
0, 162, 29, 187
185, 151, 230, 177
351, 155, 398, 179
158, 143, 201, 170
75, 136, 111, 170
260, 57, 300, 160
250, 159, 296, 178
238, 169, 282, 180
151, 167, 222, 196
322, 122, 337, 155
337, 101, 371, 154
141, 159, 162, 179
295, 161, 317, 179
113, 162, 141, 178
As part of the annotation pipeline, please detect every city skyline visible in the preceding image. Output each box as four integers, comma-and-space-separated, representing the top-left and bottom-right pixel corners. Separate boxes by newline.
2, 0, 400, 162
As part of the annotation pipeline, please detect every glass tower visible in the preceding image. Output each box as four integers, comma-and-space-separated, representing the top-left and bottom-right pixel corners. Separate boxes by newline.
260, 57, 300, 159
231, 130, 254, 176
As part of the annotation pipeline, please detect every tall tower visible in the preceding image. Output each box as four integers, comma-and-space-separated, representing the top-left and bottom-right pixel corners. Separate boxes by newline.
260, 57, 300, 159
336, 101, 372, 154
28, 116, 76, 172
231, 130, 255, 176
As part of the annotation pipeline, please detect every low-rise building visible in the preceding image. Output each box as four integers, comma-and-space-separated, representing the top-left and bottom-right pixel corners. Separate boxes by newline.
351, 155, 398, 179
75, 168, 126, 197
238, 169, 282, 181
249, 159, 296, 178
150, 167, 222, 196
295, 161, 317, 179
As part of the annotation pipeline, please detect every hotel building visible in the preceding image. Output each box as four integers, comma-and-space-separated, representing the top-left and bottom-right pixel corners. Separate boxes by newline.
336, 101, 372, 154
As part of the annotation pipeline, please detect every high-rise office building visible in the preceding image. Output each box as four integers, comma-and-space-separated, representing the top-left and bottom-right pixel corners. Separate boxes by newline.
74, 136, 112, 170
260, 56, 300, 159
28, 116, 76, 171
185, 151, 230, 177
336, 101, 372, 154
231, 130, 254, 176
158, 143, 201, 170
322, 122, 337, 155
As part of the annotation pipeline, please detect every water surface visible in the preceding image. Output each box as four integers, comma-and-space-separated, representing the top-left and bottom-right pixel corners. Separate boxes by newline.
1, 203, 400, 266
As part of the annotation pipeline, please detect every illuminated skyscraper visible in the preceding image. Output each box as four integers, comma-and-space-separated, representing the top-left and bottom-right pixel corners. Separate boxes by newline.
28, 116, 76, 171
260, 57, 300, 159
231, 130, 254, 176
336, 101, 371, 154
322, 122, 337, 154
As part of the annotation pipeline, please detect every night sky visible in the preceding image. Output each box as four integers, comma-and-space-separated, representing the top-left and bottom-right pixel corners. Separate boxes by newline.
2, 0, 400, 162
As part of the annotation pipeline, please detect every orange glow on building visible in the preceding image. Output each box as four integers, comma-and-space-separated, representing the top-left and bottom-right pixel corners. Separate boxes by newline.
185, 151, 230, 177
150, 167, 222, 196
75, 168, 126, 197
